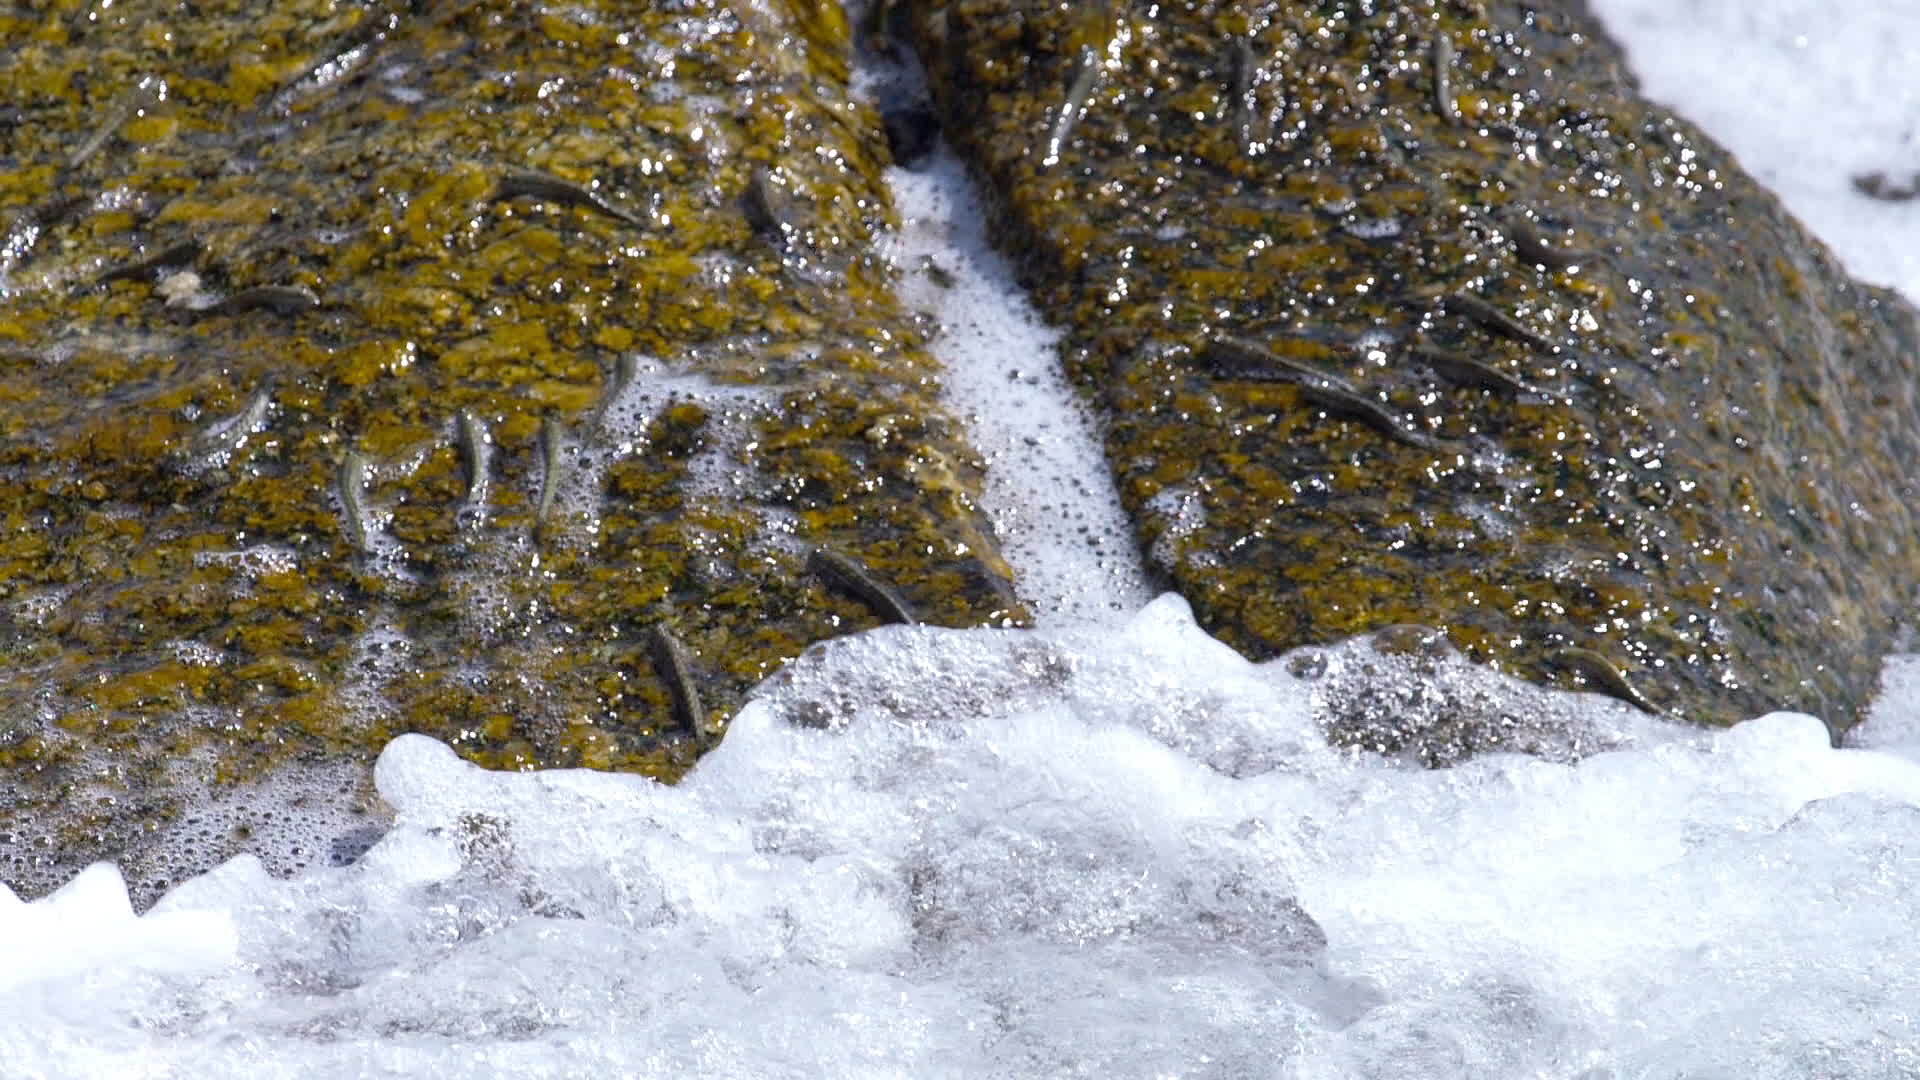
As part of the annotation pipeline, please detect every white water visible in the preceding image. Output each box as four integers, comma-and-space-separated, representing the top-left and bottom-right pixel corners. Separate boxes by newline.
8, 4, 1920, 1077
1593, 0, 1920, 301
883, 144, 1153, 625
7, 600, 1920, 1077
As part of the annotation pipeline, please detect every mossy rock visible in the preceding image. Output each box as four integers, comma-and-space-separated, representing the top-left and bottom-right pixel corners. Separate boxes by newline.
0, 0, 1019, 903
908, 0, 1920, 735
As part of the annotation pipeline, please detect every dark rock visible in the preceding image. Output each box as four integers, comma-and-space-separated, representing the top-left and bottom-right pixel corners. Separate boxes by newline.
0, 0, 1020, 905
883, 102, 943, 168
908, 0, 1920, 731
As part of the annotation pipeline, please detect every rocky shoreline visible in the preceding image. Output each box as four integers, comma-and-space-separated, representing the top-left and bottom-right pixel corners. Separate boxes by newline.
2, 0, 1917, 903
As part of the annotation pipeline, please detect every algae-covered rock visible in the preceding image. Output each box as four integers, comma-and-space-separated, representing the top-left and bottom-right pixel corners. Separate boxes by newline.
0, 0, 1019, 902
908, 0, 1920, 742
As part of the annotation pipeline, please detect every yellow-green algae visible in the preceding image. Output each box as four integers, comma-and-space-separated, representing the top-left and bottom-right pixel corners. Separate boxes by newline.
910, 0, 1920, 740
0, 0, 1020, 903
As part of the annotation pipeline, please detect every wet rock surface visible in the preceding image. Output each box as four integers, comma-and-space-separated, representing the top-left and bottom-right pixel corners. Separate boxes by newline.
908, 0, 1920, 731
7, 0, 1920, 906
0, 0, 1019, 903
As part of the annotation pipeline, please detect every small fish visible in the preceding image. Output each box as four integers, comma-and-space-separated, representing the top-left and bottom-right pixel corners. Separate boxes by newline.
1209, 334, 1447, 451
1432, 35, 1459, 125
193, 377, 276, 460
1444, 292, 1555, 352
1226, 38, 1262, 153
647, 625, 706, 737
1505, 216, 1585, 271
1208, 334, 1359, 392
213, 284, 319, 316
95, 237, 200, 285
455, 409, 492, 525
809, 546, 919, 625
536, 415, 565, 537
608, 351, 641, 396
590, 353, 640, 436
494, 169, 641, 228
68, 76, 163, 170
337, 450, 373, 551
1043, 46, 1103, 170
268, 29, 381, 115
1548, 646, 1667, 716
1410, 342, 1560, 400
1297, 383, 1446, 451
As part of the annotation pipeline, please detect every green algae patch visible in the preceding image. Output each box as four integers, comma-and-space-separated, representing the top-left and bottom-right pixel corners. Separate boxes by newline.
912, 0, 1920, 737
0, 0, 1020, 904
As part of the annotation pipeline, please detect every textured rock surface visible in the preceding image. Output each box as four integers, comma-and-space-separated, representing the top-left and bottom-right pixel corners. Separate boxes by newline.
908, 0, 1920, 737
9, 0, 1920, 905
0, 0, 1019, 902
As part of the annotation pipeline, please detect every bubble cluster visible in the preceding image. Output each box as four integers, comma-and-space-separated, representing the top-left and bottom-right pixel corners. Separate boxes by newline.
6, 596, 1920, 1076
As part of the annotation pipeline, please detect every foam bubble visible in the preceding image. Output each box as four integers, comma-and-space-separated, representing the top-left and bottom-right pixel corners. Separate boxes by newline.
0, 863, 237, 995
1142, 484, 1210, 573
193, 544, 300, 579
5, 598, 1920, 1075
872, 45, 1152, 626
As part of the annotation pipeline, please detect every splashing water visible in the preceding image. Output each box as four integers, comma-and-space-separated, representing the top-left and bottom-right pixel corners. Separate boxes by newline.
6, 596, 1920, 1076
8, 2, 1920, 1076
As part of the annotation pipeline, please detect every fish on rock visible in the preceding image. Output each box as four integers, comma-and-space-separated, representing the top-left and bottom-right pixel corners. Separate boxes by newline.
0, 0, 1020, 905
905, 0, 1920, 748
6, 0, 1920, 907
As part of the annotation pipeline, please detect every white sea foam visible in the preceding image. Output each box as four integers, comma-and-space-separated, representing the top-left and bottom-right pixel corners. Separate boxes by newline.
884, 144, 1153, 624
6, 2, 1920, 1076
4, 596, 1920, 1076
859, 15, 1151, 625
